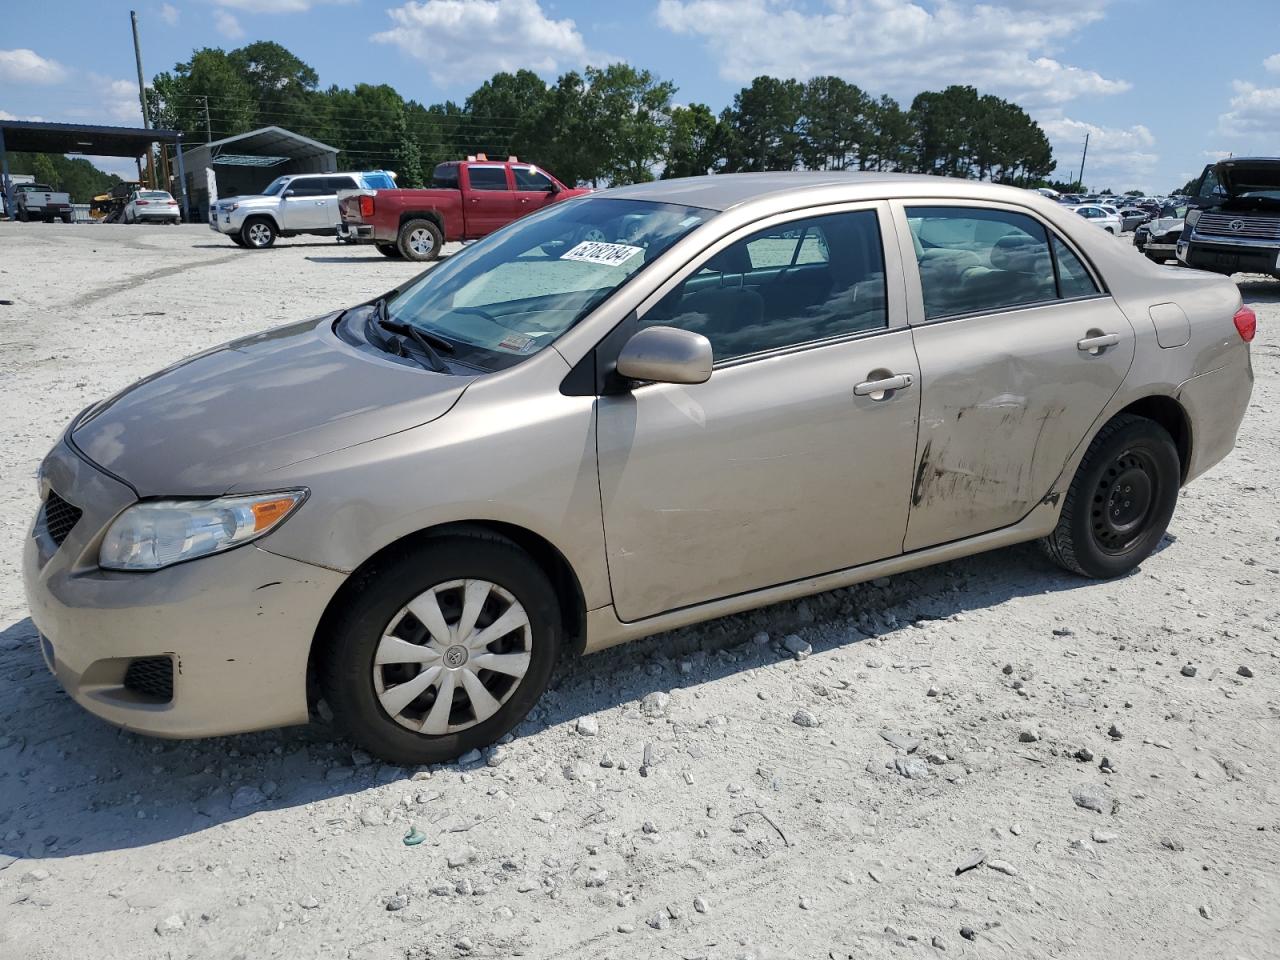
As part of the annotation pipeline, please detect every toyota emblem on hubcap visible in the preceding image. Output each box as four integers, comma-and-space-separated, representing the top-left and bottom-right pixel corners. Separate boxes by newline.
444, 645, 469, 668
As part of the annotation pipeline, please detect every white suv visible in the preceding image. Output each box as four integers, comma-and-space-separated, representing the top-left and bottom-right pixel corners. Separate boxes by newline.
210, 171, 396, 249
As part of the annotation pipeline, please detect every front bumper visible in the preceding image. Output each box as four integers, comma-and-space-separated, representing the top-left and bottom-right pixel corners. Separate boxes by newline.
1180, 233, 1280, 275
208, 208, 243, 236
22, 440, 346, 738
337, 222, 375, 243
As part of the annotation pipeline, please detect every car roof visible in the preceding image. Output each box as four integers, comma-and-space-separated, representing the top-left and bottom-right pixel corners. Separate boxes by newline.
597, 171, 1061, 213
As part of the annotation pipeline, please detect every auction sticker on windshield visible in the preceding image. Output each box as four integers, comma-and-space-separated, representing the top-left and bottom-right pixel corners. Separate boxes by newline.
560, 241, 645, 267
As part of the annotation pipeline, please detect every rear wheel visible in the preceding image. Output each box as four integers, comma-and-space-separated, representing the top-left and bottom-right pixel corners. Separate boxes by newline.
1041, 415, 1179, 578
320, 534, 562, 765
397, 219, 443, 261
240, 217, 277, 249
60, 213, 72, 224
376, 243, 403, 259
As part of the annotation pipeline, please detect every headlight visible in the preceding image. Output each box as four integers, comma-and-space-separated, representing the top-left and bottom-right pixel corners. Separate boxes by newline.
99, 490, 306, 571
1185, 208, 1201, 227
228, 203, 239, 212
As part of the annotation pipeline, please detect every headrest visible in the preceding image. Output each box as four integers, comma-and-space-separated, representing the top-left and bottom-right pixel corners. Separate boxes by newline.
989, 234, 1049, 274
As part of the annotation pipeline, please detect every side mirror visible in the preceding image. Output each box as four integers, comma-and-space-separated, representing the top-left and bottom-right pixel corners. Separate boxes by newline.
615, 326, 713, 385
549, 181, 562, 194
284, 189, 296, 197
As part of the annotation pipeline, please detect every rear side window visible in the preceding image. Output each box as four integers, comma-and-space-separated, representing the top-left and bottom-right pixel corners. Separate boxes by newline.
643, 210, 887, 362
468, 166, 510, 191
432, 164, 460, 189
325, 176, 359, 192
1052, 237, 1100, 298
907, 207, 1057, 320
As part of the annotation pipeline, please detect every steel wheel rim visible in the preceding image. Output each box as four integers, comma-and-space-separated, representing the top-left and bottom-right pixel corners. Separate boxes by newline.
372, 579, 532, 735
248, 223, 271, 246
409, 229, 433, 255
1091, 448, 1158, 554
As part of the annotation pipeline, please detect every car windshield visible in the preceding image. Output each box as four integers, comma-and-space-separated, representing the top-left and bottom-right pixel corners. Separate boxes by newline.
261, 177, 289, 196
139, 191, 171, 199
385, 197, 712, 371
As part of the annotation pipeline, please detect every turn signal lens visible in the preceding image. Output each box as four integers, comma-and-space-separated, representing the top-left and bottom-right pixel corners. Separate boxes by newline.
359, 195, 375, 218
1233, 305, 1257, 343
251, 496, 298, 532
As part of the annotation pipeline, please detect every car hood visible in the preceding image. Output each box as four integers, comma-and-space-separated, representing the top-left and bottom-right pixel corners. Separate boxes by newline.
1149, 216, 1184, 235
215, 194, 276, 207
71, 313, 474, 497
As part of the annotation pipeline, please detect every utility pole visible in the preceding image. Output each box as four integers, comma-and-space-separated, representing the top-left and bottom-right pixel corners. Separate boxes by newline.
198, 96, 212, 142
130, 10, 152, 188
1077, 133, 1089, 192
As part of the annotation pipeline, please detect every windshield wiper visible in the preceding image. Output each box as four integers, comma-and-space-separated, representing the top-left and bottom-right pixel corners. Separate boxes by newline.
371, 299, 451, 374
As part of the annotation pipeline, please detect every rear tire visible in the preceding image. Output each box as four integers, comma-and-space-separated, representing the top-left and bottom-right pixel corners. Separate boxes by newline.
397, 218, 443, 261
376, 243, 403, 259
320, 534, 562, 765
240, 216, 277, 249
1041, 415, 1180, 579
60, 213, 72, 224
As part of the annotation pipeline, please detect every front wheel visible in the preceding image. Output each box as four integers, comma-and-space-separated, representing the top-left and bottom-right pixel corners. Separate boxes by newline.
320, 534, 562, 765
240, 217, 277, 249
1041, 415, 1180, 578
397, 219, 443, 261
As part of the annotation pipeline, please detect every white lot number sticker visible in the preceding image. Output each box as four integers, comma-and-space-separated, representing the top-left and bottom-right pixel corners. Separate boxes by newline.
560, 241, 644, 267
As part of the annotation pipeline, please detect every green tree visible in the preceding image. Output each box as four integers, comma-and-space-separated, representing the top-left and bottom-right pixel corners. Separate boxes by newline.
149, 48, 257, 142
721, 76, 804, 172
464, 69, 550, 159
227, 40, 322, 132
663, 103, 722, 178
862, 95, 912, 171
799, 76, 869, 170
391, 107, 424, 187
581, 63, 675, 185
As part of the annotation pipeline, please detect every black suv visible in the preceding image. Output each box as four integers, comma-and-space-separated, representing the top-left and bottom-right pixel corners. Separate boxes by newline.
1179, 157, 1280, 279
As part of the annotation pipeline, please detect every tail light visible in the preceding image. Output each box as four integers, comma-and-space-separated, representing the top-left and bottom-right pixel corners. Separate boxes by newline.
1233, 305, 1256, 343
359, 195, 375, 218
136, 200, 149, 205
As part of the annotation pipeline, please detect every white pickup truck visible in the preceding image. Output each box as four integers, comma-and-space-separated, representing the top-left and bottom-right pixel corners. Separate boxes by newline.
14, 183, 73, 223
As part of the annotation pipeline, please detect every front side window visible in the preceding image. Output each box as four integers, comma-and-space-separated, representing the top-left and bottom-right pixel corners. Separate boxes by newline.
513, 166, 554, 191
468, 166, 510, 191
286, 178, 325, 197
386, 198, 711, 371
907, 206, 1057, 319
642, 210, 887, 362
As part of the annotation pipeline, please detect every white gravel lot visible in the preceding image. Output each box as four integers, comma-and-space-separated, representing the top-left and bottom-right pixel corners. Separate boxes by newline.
0, 222, 1277, 960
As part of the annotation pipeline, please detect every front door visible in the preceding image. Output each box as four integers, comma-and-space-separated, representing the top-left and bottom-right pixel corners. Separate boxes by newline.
596, 205, 922, 622
512, 165, 559, 217
896, 202, 1136, 551
281, 178, 331, 230
463, 165, 516, 236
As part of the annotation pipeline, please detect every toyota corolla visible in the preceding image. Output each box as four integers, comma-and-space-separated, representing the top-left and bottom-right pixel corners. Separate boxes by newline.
24, 173, 1255, 764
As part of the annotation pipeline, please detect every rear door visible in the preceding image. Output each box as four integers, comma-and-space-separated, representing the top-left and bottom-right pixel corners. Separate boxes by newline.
462, 164, 516, 235
894, 201, 1136, 551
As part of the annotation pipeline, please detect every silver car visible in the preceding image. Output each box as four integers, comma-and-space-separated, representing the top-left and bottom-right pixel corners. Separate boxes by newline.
25, 173, 1255, 763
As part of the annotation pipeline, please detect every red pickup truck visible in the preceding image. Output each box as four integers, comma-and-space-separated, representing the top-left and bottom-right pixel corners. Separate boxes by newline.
337, 157, 589, 261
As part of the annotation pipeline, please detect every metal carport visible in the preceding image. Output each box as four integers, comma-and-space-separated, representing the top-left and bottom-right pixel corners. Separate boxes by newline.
179, 126, 339, 223
0, 120, 187, 219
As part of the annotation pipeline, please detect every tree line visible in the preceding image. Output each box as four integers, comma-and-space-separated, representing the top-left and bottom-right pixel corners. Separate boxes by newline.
142, 41, 1057, 189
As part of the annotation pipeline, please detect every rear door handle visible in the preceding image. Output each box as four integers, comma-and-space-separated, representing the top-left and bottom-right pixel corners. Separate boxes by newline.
854, 373, 913, 398
1077, 332, 1120, 353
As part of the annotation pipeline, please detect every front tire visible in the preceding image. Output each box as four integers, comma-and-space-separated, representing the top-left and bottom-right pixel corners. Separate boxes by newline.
1041, 415, 1179, 579
320, 534, 562, 765
397, 218, 443, 261
240, 216, 277, 249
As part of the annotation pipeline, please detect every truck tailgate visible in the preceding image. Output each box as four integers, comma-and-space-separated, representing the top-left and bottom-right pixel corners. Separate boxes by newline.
337, 189, 373, 223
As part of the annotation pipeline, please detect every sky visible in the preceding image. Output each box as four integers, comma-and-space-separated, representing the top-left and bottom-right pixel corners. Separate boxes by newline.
2, 0, 1279, 192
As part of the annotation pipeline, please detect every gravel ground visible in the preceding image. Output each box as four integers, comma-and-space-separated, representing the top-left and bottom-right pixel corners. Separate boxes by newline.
0, 223, 1277, 960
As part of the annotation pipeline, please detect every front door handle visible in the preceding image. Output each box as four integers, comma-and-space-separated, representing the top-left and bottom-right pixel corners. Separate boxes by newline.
1077, 332, 1120, 353
854, 373, 913, 399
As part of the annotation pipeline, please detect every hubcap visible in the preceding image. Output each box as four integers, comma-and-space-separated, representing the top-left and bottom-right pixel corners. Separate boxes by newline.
249, 224, 270, 246
409, 229, 432, 255
372, 579, 532, 735
1091, 449, 1157, 554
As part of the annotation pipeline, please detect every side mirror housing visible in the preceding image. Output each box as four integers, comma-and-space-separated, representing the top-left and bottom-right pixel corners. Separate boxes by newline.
284, 189, 296, 197
615, 326, 713, 385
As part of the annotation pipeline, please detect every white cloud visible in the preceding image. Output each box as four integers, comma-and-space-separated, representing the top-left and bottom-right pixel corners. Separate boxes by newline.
655, 0, 1127, 107
214, 9, 246, 38
1037, 113, 1158, 188
1265, 53, 1280, 73
1217, 80, 1280, 137
85, 74, 145, 124
0, 48, 70, 86
0, 108, 45, 121
374, 0, 588, 85
159, 2, 180, 25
